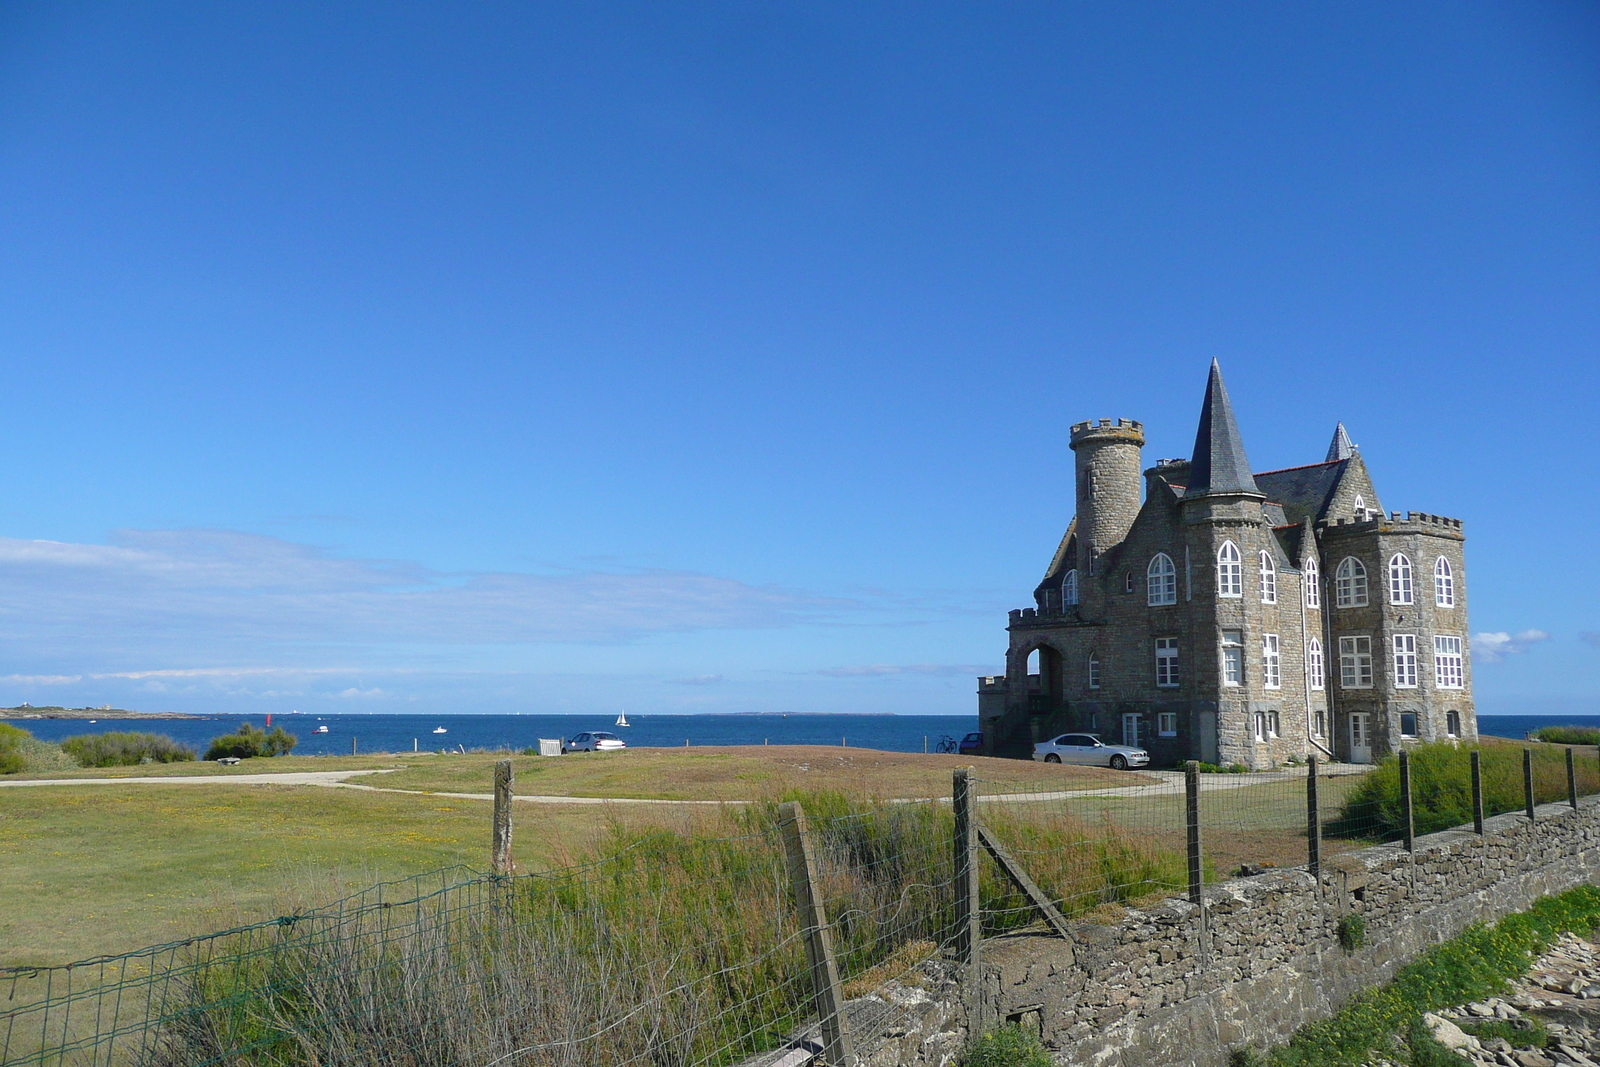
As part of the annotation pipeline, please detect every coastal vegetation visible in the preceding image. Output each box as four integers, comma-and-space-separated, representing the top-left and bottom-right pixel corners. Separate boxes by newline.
0, 723, 78, 775
60, 731, 195, 767
1530, 724, 1600, 746
203, 722, 298, 760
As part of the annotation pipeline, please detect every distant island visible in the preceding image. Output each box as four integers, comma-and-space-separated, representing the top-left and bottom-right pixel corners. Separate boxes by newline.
0, 704, 199, 720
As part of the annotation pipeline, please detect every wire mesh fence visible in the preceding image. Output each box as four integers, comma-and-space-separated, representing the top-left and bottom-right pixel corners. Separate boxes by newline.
7, 742, 1600, 1067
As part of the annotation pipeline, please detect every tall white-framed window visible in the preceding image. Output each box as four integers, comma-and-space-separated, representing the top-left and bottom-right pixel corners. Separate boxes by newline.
1434, 636, 1464, 689
1217, 541, 1243, 598
1335, 557, 1368, 607
1434, 557, 1454, 607
1262, 634, 1282, 688
1304, 556, 1320, 608
1087, 652, 1101, 690
1259, 551, 1277, 604
1389, 554, 1414, 605
1339, 635, 1373, 689
1314, 708, 1327, 738
1147, 553, 1177, 606
1353, 494, 1368, 521
1062, 569, 1078, 607
1220, 630, 1243, 686
1254, 712, 1268, 742
1306, 638, 1325, 690
1155, 638, 1179, 688
1157, 711, 1178, 737
1393, 633, 1418, 688
1269, 710, 1280, 737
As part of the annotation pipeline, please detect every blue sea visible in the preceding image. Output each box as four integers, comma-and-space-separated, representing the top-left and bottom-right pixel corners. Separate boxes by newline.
1, 712, 979, 756
1, 712, 1582, 756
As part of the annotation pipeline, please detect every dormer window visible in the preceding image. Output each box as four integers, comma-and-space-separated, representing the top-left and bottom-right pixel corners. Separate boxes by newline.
1353, 495, 1368, 521
1062, 569, 1079, 607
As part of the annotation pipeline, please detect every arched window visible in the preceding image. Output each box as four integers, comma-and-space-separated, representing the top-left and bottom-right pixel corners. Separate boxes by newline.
1304, 556, 1320, 608
1389, 554, 1414, 605
1259, 551, 1277, 604
1335, 557, 1368, 607
1353, 494, 1368, 521
1026, 649, 1040, 676
1217, 541, 1242, 598
1307, 638, 1325, 690
1087, 652, 1101, 689
1147, 553, 1177, 606
1062, 569, 1078, 607
1435, 557, 1454, 607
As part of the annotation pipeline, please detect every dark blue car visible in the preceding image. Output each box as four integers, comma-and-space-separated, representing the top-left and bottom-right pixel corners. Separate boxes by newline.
957, 731, 983, 756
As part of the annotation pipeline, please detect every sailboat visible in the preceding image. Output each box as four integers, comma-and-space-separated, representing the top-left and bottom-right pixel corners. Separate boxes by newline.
615, 710, 630, 727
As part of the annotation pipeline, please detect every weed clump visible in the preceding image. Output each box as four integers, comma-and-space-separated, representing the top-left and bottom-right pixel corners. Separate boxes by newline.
963, 1024, 1052, 1067
204, 723, 297, 760
61, 731, 195, 767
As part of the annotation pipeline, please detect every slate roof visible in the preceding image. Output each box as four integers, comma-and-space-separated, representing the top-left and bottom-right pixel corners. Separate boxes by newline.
1184, 361, 1261, 498
1326, 423, 1355, 462
1253, 459, 1348, 527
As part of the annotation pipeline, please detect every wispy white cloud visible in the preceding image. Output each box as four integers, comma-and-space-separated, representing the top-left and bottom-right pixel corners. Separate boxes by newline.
1472, 630, 1550, 663
0, 674, 84, 685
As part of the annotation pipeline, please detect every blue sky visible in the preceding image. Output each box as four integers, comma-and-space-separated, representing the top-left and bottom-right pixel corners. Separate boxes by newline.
0, 2, 1595, 717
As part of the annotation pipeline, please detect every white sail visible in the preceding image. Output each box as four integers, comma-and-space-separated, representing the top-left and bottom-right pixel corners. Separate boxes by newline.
615, 710, 629, 727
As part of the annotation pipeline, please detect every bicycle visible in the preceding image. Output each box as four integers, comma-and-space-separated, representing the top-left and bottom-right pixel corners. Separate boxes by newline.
936, 735, 959, 754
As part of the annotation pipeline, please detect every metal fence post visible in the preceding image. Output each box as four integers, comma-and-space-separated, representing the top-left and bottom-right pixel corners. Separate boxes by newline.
492, 759, 514, 874
778, 802, 853, 1067
1524, 748, 1536, 821
1185, 761, 1203, 904
1399, 750, 1414, 853
952, 768, 981, 1027
1471, 750, 1484, 835
1306, 755, 1321, 880
1568, 748, 1578, 810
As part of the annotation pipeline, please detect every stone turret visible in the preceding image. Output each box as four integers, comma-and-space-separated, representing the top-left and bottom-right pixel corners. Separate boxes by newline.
1069, 418, 1145, 574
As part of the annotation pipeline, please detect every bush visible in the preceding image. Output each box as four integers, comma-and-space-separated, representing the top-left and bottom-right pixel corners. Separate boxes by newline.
204, 723, 297, 761
61, 731, 195, 767
1328, 740, 1600, 841
1531, 725, 1600, 746
963, 1024, 1053, 1067
0, 723, 76, 774
0, 722, 27, 774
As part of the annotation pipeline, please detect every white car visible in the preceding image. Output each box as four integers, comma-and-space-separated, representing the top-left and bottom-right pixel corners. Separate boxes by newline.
563, 731, 626, 753
1033, 733, 1149, 770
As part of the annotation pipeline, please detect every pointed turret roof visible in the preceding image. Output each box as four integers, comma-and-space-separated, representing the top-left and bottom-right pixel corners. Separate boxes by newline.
1184, 360, 1261, 498
1325, 422, 1355, 462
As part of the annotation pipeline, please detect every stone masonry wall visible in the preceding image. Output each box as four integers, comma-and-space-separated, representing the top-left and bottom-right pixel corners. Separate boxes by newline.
832, 796, 1600, 1067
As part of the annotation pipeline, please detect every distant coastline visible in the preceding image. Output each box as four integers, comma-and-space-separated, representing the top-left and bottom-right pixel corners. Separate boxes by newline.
0, 705, 199, 720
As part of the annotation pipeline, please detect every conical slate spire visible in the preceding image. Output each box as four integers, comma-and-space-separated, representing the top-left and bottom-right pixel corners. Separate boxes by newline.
1184, 360, 1261, 498
1325, 422, 1355, 462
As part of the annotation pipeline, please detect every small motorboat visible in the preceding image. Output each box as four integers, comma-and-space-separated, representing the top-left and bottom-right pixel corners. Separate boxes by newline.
433, 727, 448, 734
313, 725, 329, 734
615, 710, 629, 727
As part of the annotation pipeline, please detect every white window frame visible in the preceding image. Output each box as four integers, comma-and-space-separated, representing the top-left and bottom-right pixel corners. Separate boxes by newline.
1147, 553, 1177, 606
1393, 633, 1418, 688
1157, 711, 1178, 737
1314, 708, 1326, 738
1389, 554, 1414, 605
1307, 638, 1325, 691
1339, 635, 1373, 689
1262, 633, 1281, 689
1400, 711, 1418, 738
1434, 635, 1464, 689
1217, 541, 1242, 598
1155, 638, 1179, 688
1259, 550, 1277, 604
1435, 556, 1454, 607
1220, 630, 1243, 687
1335, 557, 1368, 608
1062, 569, 1078, 607
1446, 709, 1461, 737
1254, 712, 1267, 742
1304, 556, 1320, 608
1087, 652, 1101, 690
1269, 710, 1281, 737
1353, 494, 1367, 521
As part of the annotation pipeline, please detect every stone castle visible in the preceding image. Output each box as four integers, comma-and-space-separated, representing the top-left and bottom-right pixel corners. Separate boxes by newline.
977, 361, 1474, 767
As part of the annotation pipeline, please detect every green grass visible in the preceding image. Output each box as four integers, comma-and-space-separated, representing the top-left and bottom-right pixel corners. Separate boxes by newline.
1456, 1018, 1547, 1048
1256, 884, 1600, 1066
1531, 725, 1600, 746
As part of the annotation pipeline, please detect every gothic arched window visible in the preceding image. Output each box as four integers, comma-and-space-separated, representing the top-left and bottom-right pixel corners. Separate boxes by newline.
1303, 556, 1320, 608
1259, 551, 1277, 604
1217, 541, 1242, 598
1062, 569, 1078, 607
1147, 553, 1177, 606
1435, 556, 1454, 607
1389, 554, 1414, 605
1335, 557, 1368, 608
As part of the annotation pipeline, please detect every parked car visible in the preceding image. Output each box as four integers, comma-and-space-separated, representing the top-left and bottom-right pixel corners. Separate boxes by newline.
563, 731, 626, 753
1033, 733, 1149, 770
957, 732, 984, 756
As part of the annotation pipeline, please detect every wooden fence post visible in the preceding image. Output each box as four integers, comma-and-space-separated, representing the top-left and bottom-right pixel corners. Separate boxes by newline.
952, 768, 981, 1027
1399, 750, 1414, 853
1471, 750, 1484, 835
1524, 748, 1536, 821
492, 759, 514, 874
1306, 755, 1321, 880
778, 802, 853, 1067
1568, 748, 1579, 810
1185, 761, 1203, 905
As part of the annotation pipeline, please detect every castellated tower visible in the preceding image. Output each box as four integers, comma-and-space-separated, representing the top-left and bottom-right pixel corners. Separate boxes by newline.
1069, 418, 1145, 575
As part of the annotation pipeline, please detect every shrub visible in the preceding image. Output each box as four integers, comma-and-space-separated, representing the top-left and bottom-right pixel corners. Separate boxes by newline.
1328, 740, 1600, 841
963, 1024, 1053, 1067
1531, 725, 1600, 746
0, 723, 76, 774
61, 731, 195, 767
204, 723, 297, 761
0, 722, 27, 774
